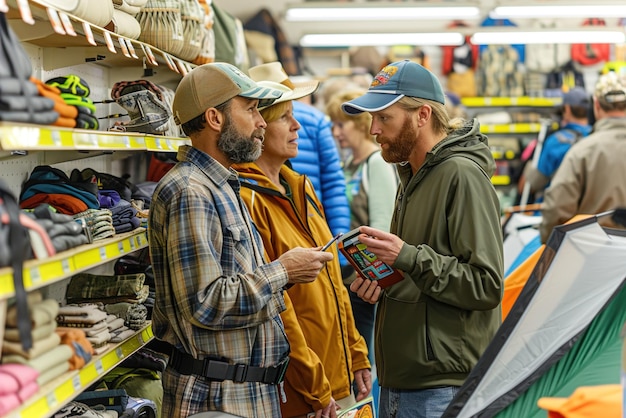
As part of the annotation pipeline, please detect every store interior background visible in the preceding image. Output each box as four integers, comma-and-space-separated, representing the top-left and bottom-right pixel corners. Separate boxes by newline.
216, 0, 624, 89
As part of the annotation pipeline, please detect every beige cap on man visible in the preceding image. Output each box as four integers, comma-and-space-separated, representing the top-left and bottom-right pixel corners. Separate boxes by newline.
172, 62, 284, 125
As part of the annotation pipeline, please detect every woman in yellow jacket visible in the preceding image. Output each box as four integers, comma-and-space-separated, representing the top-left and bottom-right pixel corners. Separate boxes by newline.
234, 66, 371, 418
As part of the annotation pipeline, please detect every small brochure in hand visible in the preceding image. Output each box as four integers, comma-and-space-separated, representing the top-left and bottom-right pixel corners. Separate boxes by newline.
337, 228, 404, 289
307, 395, 376, 417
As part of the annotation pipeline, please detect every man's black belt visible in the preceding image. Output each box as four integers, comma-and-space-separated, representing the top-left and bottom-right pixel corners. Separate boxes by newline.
168, 347, 289, 385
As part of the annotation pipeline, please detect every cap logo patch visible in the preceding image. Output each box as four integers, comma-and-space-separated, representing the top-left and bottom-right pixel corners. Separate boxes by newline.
372, 65, 399, 87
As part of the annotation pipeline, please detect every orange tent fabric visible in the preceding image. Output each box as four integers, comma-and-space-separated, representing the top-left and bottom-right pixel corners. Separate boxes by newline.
502, 245, 544, 321
501, 214, 594, 321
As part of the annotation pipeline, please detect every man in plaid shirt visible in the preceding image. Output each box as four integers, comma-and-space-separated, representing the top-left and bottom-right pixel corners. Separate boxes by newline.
149, 63, 333, 418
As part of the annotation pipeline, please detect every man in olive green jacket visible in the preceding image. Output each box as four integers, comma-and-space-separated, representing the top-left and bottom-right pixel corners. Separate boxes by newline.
342, 60, 504, 418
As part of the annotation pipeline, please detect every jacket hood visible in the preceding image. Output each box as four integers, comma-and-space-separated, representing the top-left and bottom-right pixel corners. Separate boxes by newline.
426, 118, 495, 177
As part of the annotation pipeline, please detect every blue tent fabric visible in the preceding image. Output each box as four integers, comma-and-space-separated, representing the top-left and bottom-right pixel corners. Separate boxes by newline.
505, 234, 542, 276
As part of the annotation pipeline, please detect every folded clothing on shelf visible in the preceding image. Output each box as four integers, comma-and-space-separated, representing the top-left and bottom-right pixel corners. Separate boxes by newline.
0, 13, 59, 125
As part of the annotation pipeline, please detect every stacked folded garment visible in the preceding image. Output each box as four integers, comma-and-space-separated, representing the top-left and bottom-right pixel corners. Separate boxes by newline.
98, 190, 121, 209
1, 293, 71, 386
2, 292, 59, 361
109, 80, 171, 134
110, 200, 140, 234
0, 13, 58, 125
26, 204, 90, 253
30, 77, 79, 128
20, 165, 99, 216
0, 364, 39, 416
73, 208, 115, 241
66, 273, 149, 305
56, 304, 111, 355
106, 314, 135, 343
46, 75, 99, 130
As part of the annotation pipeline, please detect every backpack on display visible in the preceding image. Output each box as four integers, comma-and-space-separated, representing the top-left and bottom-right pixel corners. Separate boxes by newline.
441, 21, 478, 75
545, 60, 586, 97
477, 44, 525, 97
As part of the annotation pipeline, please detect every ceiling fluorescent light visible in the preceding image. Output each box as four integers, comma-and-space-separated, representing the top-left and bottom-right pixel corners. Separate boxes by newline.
299, 33, 465, 48
285, 5, 480, 22
491, 5, 626, 19
472, 31, 626, 45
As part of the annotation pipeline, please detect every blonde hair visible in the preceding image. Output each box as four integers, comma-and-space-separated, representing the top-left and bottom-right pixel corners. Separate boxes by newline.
397, 96, 465, 134
259, 101, 290, 124
325, 89, 374, 140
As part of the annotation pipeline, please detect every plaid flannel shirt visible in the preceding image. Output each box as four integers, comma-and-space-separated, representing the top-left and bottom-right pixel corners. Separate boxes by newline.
148, 145, 290, 418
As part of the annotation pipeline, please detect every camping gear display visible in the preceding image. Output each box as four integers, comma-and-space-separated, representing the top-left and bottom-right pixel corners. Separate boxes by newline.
443, 212, 626, 418
110, 80, 172, 134
178, 0, 205, 62
136, 0, 184, 57
193, 0, 215, 65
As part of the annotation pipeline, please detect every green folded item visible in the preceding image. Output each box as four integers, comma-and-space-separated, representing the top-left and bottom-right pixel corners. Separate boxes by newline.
59, 93, 96, 113
46, 74, 91, 97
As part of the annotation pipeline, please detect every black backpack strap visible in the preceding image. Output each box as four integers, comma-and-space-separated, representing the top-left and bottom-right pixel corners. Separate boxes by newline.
0, 180, 32, 350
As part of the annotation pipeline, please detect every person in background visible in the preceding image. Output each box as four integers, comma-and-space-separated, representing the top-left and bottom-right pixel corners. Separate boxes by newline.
148, 62, 333, 418
235, 63, 371, 418
518, 86, 592, 203
248, 62, 351, 242
325, 89, 398, 364
342, 60, 504, 418
539, 72, 626, 243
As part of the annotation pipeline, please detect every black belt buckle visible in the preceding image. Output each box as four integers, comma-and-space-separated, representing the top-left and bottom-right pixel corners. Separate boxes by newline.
232, 363, 248, 383
203, 359, 229, 382
265, 357, 289, 385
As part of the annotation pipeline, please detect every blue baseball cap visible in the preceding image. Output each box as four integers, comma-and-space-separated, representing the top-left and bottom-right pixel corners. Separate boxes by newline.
563, 87, 590, 107
341, 60, 445, 115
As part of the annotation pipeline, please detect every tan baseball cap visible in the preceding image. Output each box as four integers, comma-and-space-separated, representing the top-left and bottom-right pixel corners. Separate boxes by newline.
248, 61, 319, 109
172, 62, 284, 125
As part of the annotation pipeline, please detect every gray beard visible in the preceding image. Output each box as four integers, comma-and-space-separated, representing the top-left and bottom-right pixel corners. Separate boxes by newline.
218, 120, 263, 163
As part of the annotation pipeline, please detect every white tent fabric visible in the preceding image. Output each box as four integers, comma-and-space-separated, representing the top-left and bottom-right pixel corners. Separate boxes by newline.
502, 212, 541, 273
448, 218, 626, 418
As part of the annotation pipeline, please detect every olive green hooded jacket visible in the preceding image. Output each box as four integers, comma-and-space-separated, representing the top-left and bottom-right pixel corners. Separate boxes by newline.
376, 118, 504, 389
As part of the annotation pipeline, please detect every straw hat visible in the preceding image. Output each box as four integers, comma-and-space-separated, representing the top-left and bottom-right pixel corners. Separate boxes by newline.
248, 61, 319, 107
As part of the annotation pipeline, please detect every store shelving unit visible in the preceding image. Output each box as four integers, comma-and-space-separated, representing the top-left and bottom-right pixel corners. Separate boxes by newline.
4, 324, 153, 418
0, 1, 194, 416
461, 96, 562, 209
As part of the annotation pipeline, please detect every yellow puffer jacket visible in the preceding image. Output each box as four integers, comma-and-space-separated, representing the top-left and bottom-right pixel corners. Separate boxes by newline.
235, 162, 370, 417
